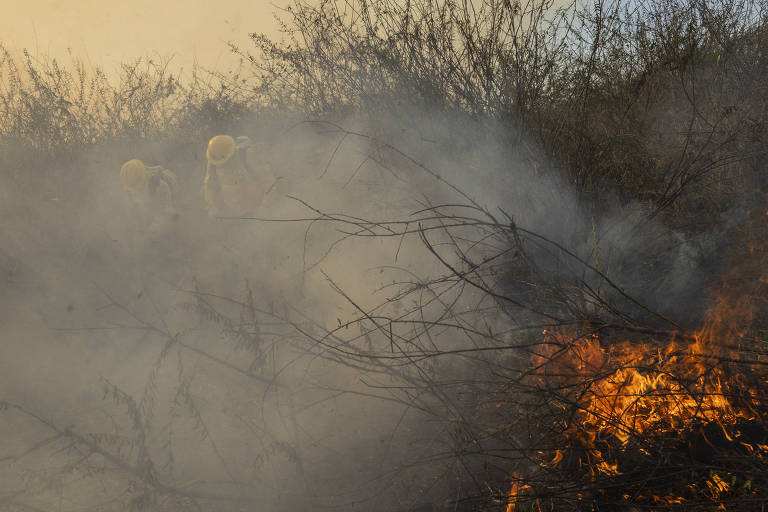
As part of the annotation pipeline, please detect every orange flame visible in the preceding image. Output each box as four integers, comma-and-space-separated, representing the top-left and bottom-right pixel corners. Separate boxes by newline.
506, 260, 767, 509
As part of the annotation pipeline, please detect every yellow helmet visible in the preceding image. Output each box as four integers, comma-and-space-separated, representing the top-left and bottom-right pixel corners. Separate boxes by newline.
120, 159, 147, 191
206, 135, 236, 165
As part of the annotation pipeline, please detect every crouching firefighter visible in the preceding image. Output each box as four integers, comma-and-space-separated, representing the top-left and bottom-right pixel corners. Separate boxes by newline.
120, 159, 179, 230
203, 135, 280, 218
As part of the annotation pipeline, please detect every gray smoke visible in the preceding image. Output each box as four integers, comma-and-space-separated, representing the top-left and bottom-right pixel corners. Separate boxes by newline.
0, 104, 735, 511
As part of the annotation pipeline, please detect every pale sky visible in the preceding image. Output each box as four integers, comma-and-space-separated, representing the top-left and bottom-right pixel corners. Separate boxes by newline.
1, 0, 283, 76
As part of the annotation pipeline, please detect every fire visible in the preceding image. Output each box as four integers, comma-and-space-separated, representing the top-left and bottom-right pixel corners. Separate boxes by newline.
505, 266, 768, 509
499, 201, 767, 510
505, 472, 531, 512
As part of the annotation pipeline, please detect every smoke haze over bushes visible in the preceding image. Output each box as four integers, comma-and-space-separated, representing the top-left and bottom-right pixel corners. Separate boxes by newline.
0, 0, 767, 510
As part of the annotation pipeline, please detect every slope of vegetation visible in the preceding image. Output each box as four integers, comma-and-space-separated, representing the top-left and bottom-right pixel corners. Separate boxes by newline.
0, 0, 766, 511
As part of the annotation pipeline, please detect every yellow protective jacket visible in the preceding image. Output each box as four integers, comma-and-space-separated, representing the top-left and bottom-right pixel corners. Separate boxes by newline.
203, 142, 274, 217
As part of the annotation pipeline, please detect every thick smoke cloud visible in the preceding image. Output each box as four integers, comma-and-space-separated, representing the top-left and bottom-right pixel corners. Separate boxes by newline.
0, 102, 740, 511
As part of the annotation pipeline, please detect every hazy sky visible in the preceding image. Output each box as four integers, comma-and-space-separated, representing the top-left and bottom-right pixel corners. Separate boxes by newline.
2, 0, 283, 75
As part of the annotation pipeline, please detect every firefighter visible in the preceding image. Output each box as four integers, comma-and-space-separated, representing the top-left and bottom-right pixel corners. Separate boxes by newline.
203, 135, 280, 217
120, 159, 179, 229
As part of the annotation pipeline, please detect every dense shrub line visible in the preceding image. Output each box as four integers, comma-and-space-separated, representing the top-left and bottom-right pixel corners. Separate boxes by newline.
2, 0, 766, 222
246, 0, 768, 223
